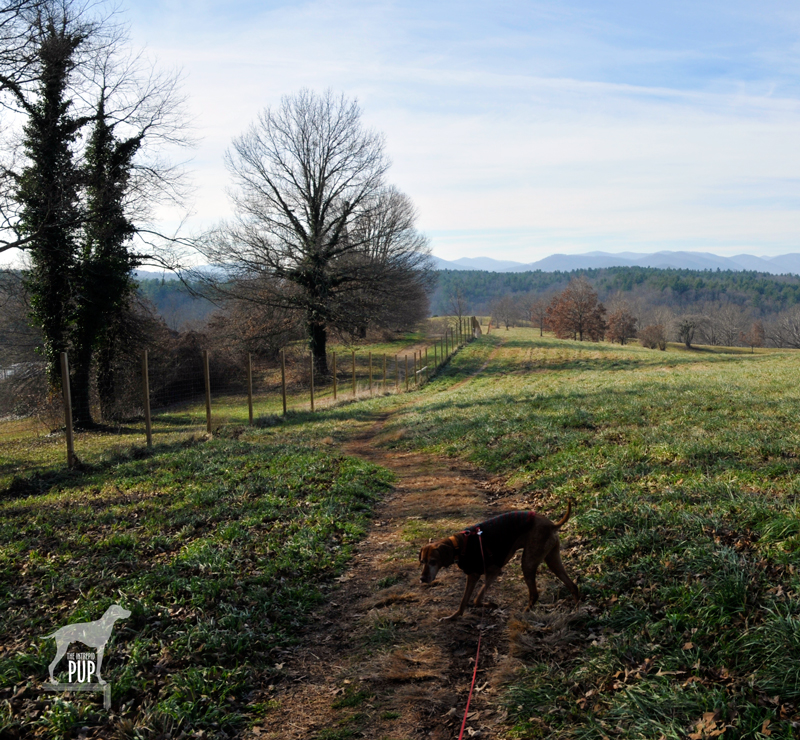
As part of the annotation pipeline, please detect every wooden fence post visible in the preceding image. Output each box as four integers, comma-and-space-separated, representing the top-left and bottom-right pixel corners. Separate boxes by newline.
310, 353, 315, 411
333, 352, 337, 400
281, 349, 287, 415
383, 354, 387, 391
395, 354, 398, 391
352, 350, 356, 398
369, 351, 373, 395
142, 350, 152, 447
203, 350, 212, 435
60, 352, 74, 468
247, 353, 253, 426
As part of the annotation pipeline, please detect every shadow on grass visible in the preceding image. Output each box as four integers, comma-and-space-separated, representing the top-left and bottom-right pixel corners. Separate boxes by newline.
0, 435, 208, 500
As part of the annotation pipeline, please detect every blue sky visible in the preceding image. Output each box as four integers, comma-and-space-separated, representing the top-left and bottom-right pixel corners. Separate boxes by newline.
72, 2, 800, 262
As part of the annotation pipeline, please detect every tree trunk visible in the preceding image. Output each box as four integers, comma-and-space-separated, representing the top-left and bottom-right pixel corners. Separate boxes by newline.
96, 337, 116, 422
308, 320, 330, 376
70, 344, 95, 428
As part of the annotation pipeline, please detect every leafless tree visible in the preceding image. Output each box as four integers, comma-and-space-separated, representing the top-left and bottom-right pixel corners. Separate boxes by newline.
447, 281, 468, 332
201, 89, 432, 375
713, 303, 748, 347
519, 292, 549, 336
491, 294, 519, 330
768, 307, 800, 348
675, 314, 707, 349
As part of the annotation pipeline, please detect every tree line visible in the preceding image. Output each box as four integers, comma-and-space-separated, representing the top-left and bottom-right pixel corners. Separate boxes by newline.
433, 266, 800, 318
481, 275, 799, 350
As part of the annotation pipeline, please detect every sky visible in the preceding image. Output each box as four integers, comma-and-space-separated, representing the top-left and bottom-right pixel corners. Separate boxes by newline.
7, 0, 800, 266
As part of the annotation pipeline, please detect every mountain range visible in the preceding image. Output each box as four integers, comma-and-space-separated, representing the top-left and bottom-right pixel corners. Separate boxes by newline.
432, 251, 800, 275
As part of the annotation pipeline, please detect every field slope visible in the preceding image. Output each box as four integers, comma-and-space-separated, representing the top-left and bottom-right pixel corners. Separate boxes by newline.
3, 329, 800, 739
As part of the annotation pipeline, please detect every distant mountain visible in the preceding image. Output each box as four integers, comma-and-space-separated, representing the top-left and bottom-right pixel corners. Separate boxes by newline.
433, 251, 800, 276
430, 256, 526, 271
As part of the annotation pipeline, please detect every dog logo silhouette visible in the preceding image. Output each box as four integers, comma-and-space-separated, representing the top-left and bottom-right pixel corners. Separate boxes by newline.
43, 604, 130, 684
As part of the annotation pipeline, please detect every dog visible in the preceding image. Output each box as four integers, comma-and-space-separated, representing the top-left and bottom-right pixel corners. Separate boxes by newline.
43, 604, 131, 684
419, 504, 579, 620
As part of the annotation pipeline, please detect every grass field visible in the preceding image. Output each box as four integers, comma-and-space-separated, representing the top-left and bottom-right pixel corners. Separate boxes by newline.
374, 331, 800, 738
3, 327, 800, 738
1, 436, 393, 737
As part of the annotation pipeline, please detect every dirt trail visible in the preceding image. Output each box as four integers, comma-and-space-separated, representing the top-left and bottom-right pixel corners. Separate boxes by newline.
248, 342, 575, 740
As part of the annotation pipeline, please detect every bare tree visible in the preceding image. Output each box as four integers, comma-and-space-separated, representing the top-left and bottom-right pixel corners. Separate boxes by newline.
675, 314, 707, 349
765, 308, 800, 348
491, 294, 519, 330
202, 89, 431, 375
447, 281, 468, 333
713, 303, 748, 347
519, 292, 549, 336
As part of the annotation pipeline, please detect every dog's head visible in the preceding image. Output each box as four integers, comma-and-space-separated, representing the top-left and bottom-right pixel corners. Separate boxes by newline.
419, 538, 458, 584
104, 604, 132, 622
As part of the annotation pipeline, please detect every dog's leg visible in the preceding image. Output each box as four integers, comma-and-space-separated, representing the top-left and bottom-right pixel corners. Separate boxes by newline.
545, 547, 580, 604
443, 573, 481, 621
521, 562, 542, 611
473, 567, 500, 608
95, 645, 106, 685
48, 640, 70, 683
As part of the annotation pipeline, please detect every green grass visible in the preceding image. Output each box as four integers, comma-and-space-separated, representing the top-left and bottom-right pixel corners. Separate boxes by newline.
8, 326, 797, 737
373, 329, 800, 738
0, 436, 392, 737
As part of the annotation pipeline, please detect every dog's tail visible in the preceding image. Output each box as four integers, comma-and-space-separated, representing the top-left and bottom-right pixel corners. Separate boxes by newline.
553, 499, 575, 528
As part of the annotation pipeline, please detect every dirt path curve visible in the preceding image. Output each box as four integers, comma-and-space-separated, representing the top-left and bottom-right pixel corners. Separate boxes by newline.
250, 341, 543, 740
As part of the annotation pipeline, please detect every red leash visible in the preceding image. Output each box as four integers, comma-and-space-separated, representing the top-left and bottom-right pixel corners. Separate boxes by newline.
457, 528, 486, 740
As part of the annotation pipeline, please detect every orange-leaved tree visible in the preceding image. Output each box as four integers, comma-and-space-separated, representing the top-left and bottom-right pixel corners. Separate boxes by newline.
606, 305, 638, 345
546, 277, 606, 341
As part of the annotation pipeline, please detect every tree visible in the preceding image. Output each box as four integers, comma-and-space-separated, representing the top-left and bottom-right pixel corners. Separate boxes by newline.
11, 2, 92, 390
447, 281, 468, 335
204, 89, 432, 375
606, 305, 637, 345
739, 320, 765, 353
491, 293, 519, 330
638, 324, 666, 350
529, 297, 549, 337
546, 277, 606, 341
0, 0, 188, 425
675, 314, 707, 349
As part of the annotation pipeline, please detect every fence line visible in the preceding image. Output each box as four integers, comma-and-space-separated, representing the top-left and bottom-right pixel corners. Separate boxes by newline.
0, 319, 481, 473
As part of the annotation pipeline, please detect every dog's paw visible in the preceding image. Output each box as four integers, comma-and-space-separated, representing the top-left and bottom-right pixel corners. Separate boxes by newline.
439, 612, 462, 622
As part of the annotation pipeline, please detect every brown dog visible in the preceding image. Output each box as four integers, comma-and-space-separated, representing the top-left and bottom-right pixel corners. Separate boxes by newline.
419, 504, 579, 620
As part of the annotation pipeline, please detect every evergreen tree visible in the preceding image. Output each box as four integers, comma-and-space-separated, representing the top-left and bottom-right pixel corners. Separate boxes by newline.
15, 12, 88, 389
70, 94, 142, 425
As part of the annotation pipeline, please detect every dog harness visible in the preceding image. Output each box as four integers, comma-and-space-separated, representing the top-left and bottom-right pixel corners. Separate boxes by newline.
456, 510, 537, 574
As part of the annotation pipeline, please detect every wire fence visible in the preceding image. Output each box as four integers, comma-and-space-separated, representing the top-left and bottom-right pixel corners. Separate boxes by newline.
0, 319, 484, 481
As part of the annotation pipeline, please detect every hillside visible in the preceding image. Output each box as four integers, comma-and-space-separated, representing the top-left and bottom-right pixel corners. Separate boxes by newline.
3, 330, 800, 738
